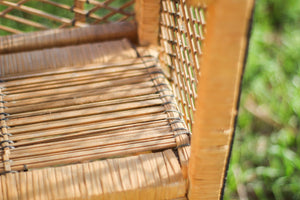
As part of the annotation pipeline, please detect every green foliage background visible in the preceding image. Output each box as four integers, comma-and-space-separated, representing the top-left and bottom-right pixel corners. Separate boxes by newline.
225, 0, 300, 199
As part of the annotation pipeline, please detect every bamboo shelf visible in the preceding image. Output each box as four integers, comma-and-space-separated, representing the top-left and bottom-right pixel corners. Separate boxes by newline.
0, 0, 254, 199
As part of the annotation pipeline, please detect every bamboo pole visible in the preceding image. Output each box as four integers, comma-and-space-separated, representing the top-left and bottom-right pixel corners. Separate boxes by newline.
0, 22, 137, 55
188, 0, 254, 199
135, 0, 161, 45
74, 0, 85, 22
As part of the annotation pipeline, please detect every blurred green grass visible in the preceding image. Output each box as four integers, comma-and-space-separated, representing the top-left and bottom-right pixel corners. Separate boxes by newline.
225, 0, 300, 199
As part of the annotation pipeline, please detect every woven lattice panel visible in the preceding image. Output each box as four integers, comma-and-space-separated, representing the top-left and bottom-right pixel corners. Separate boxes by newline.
0, 0, 135, 36
159, 0, 206, 131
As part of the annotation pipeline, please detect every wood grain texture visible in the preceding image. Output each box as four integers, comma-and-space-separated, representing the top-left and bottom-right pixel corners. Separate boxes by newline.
188, 0, 255, 199
135, 0, 161, 45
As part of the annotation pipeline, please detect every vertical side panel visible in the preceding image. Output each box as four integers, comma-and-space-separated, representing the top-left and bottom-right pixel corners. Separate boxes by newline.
188, 0, 254, 199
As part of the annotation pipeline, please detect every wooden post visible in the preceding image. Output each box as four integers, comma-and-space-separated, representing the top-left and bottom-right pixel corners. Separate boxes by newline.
188, 0, 254, 199
74, 0, 85, 23
135, 0, 160, 46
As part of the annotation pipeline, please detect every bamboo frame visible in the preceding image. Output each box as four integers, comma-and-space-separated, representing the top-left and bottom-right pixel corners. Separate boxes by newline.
0, 22, 137, 54
188, 0, 255, 199
135, 0, 161, 45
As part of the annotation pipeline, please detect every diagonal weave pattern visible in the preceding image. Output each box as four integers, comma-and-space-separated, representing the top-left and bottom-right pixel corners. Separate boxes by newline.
159, 0, 206, 131
0, 0, 135, 35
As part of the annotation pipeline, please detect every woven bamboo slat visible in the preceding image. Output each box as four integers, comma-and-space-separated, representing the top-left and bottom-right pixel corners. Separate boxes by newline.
0, 150, 186, 199
0, 40, 191, 181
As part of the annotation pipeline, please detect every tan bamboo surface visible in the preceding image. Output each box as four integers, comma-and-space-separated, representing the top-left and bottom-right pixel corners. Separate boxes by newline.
0, 0, 135, 35
0, 150, 187, 200
0, 40, 191, 184
0, 39, 137, 76
135, 0, 161, 45
159, 0, 206, 131
188, 0, 255, 199
0, 21, 137, 54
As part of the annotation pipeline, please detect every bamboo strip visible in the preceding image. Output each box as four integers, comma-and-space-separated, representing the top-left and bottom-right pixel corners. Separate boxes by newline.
2, 61, 152, 89
9, 106, 165, 134
4, 69, 150, 95
0, 24, 22, 34
7, 99, 163, 126
1, 57, 147, 82
5, 86, 156, 113
2, 14, 49, 30
7, 93, 159, 119
0, 0, 29, 17
13, 119, 169, 147
12, 125, 171, 153
6, 140, 176, 172
10, 128, 174, 159
4, 75, 151, 101
10, 113, 168, 141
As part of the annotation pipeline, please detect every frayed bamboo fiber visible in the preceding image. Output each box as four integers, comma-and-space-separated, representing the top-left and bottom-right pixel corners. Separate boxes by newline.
188, 0, 255, 199
0, 21, 137, 54
0, 150, 186, 200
